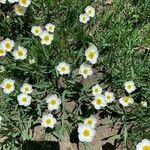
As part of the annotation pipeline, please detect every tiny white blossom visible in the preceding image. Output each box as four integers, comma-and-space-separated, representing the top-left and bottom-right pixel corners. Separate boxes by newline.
56, 62, 70, 75
119, 96, 134, 107
12, 46, 27, 60
79, 13, 90, 24
0, 79, 15, 94
78, 124, 96, 142
45, 23, 55, 33
91, 95, 107, 110
79, 64, 93, 79
20, 83, 33, 94
141, 101, 148, 107
41, 114, 57, 129
17, 93, 31, 106
46, 94, 61, 111
85, 6, 95, 17
39, 30, 54, 45
124, 80, 136, 93
92, 84, 102, 96
31, 26, 42, 36
104, 91, 115, 103
14, 4, 26, 16
85, 44, 99, 64
1, 38, 14, 52
84, 115, 97, 128
19, 0, 31, 7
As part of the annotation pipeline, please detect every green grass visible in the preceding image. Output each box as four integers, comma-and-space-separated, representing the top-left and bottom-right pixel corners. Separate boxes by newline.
0, 0, 150, 149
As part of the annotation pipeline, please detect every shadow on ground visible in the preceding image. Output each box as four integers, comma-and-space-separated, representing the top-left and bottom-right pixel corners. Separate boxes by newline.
102, 142, 115, 150
22, 141, 59, 150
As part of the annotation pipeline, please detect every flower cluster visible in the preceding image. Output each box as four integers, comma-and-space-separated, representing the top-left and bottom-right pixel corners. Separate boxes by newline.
0, 78, 33, 107
31, 23, 55, 45
17, 83, 33, 106
78, 115, 97, 142
41, 94, 61, 129
0, 0, 31, 16
15, 0, 31, 16
91, 80, 136, 110
79, 6, 95, 24
0, 38, 28, 60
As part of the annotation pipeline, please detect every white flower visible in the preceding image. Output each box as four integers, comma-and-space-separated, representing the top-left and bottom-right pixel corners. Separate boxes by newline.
136, 139, 150, 150
56, 62, 70, 75
92, 84, 102, 96
41, 114, 57, 129
14, 4, 26, 16
39, 30, 54, 45
84, 115, 97, 128
105, 91, 115, 103
119, 96, 134, 107
79, 13, 90, 24
85, 6, 95, 17
20, 83, 33, 94
141, 101, 148, 107
0, 66, 6, 73
12, 46, 27, 60
124, 80, 136, 93
29, 58, 35, 64
8, 0, 18, 3
31, 26, 42, 36
46, 94, 61, 111
0, 46, 7, 57
17, 93, 31, 106
45, 23, 55, 33
0, 79, 15, 94
85, 44, 99, 64
0, 0, 6, 4
1, 38, 14, 52
92, 95, 107, 110
78, 124, 96, 142
19, 0, 31, 7
79, 64, 93, 79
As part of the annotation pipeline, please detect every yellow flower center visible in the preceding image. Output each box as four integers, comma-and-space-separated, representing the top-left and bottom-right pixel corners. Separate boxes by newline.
24, 87, 29, 92
88, 9, 92, 14
43, 35, 49, 41
49, 26, 52, 30
96, 98, 102, 105
46, 118, 51, 125
94, 88, 99, 93
16, 5, 23, 13
5, 43, 11, 49
5, 83, 12, 89
87, 119, 93, 125
127, 84, 132, 89
107, 95, 111, 100
61, 66, 66, 72
50, 99, 57, 105
88, 50, 94, 59
82, 16, 86, 21
22, 97, 27, 102
17, 50, 24, 57
21, 0, 27, 5
0, 49, 5, 55
123, 97, 129, 103
35, 29, 39, 34
82, 129, 90, 137
143, 145, 150, 150
83, 69, 88, 75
